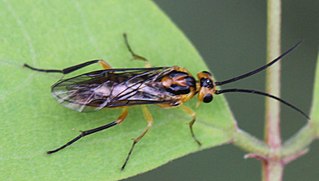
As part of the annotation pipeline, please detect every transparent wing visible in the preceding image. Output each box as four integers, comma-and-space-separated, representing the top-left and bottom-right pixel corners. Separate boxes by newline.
51, 67, 175, 112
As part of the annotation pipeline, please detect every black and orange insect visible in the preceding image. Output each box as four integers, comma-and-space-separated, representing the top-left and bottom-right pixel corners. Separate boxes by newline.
24, 34, 308, 170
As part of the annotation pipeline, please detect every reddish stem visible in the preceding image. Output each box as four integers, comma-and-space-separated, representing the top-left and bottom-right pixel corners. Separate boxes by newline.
263, 0, 283, 180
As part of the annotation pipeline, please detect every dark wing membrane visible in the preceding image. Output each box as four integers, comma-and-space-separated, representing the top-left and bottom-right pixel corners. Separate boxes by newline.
51, 67, 176, 112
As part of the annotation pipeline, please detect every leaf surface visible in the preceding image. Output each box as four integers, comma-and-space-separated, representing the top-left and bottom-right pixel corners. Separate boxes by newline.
0, 1, 235, 180
311, 54, 319, 132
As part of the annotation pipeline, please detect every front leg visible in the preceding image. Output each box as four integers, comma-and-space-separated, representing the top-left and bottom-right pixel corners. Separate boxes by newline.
123, 33, 152, 68
181, 105, 202, 146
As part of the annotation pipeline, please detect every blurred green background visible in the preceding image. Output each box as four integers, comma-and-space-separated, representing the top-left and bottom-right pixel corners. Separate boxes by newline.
128, 0, 319, 180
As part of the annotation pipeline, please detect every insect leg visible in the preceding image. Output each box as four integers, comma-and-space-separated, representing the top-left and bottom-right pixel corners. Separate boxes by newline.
47, 108, 128, 154
181, 105, 202, 146
23, 59, 111, 74
121, 105, 153, 170
123, 33, 151, 67
98, 60, 112, 70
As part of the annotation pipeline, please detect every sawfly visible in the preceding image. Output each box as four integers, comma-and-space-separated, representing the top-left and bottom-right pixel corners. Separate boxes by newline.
23, 34, 309, 170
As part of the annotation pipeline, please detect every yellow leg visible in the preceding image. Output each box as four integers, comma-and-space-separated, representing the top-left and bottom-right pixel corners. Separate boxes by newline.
121, 105, 153, 170
115, 107, 129, 124
181, 105, 202, 146
98, 59, 112, 70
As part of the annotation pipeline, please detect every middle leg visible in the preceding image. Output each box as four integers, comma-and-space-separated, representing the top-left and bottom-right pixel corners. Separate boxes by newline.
121, 105, 153, 170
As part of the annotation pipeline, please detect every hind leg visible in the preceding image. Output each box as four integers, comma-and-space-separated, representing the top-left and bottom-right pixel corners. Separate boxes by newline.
24, 59, 112, 74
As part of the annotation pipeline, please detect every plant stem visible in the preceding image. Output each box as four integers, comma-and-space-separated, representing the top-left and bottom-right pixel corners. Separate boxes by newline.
233, 128, 269, 156
263, 0, 283, 180
281, 123, 315, 157
232, 45, 319, 181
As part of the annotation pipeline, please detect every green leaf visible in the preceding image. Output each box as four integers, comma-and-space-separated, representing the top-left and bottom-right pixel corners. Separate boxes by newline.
280, 53, 319, 159
0, 1, 235, 180
311, 53, 319, 134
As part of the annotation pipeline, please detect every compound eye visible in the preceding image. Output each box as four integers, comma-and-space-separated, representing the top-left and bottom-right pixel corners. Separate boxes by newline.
201, 71, 211, 75
200, 78, 214, 88
203, 94, 213, 103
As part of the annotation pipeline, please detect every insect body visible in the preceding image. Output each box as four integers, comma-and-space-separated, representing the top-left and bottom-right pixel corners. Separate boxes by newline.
52, 66, 197, 112
24, 34, 308, 170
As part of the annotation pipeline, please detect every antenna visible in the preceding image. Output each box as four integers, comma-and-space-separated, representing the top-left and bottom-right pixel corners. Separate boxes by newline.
214, 42, 309, 120
215, 89, 309, 120
215, 41, 301, 86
